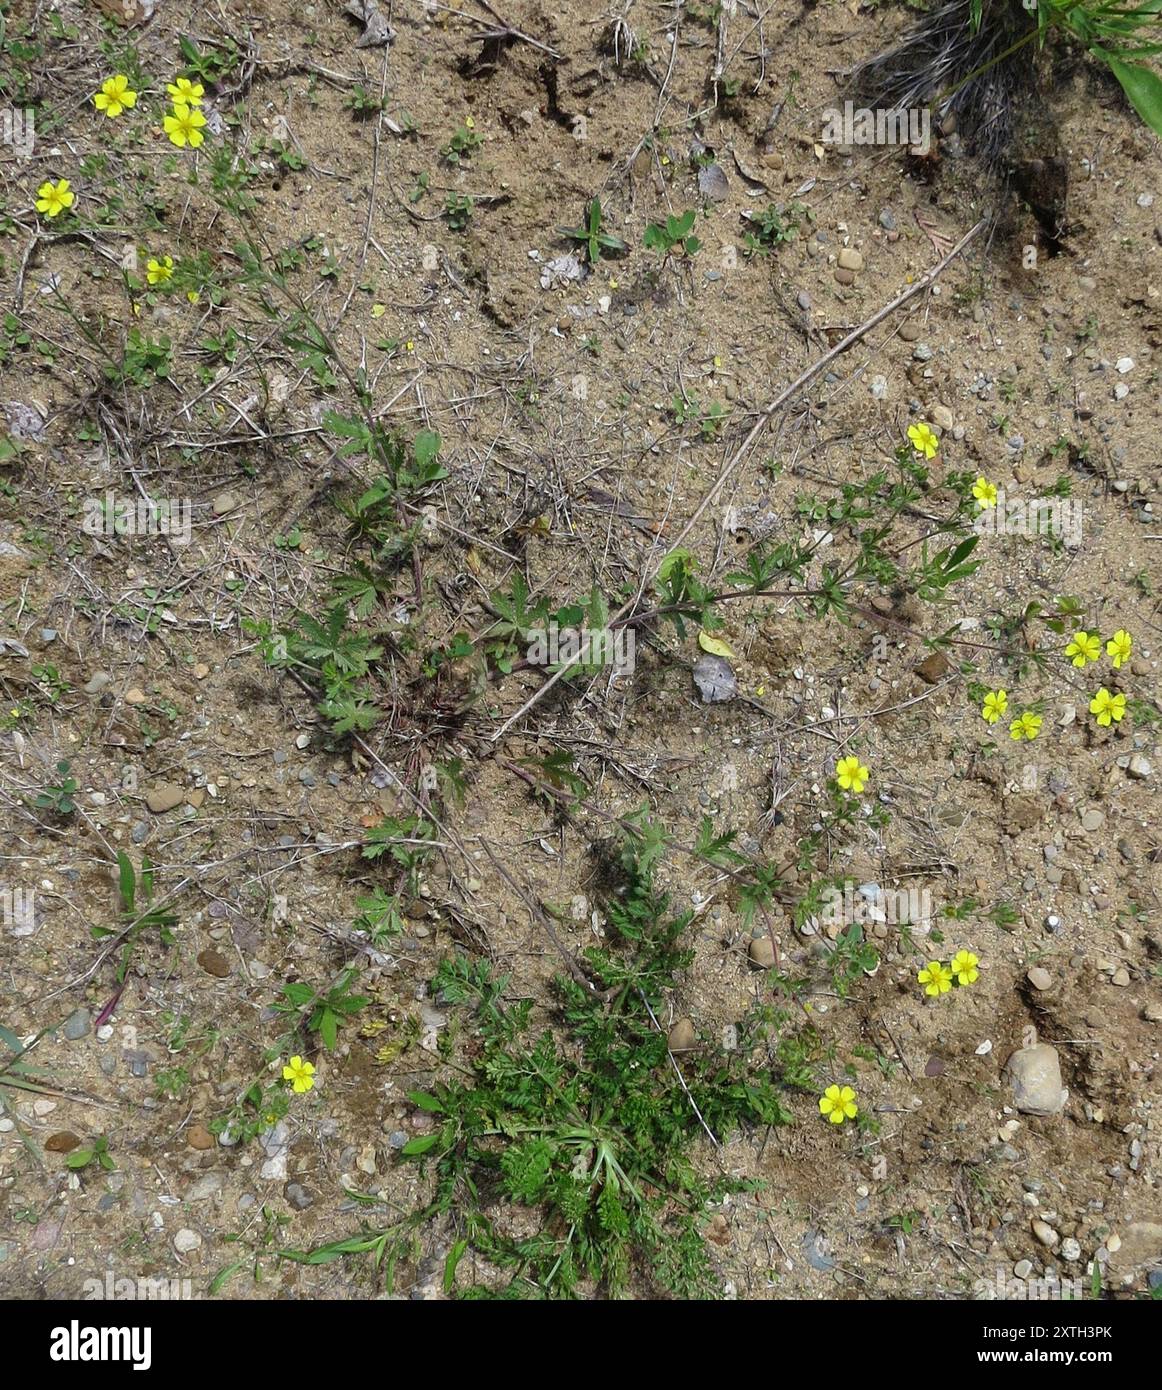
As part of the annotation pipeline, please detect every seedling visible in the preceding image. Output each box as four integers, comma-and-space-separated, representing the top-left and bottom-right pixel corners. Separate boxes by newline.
643, 209, 701, 257
444, 194, 473, 231
346, 85, 387, 118
558, 198, 628, 265
276, 968, 368, 1050
440, 121, 481, 166
65, 1135, 116, 1173
742, 201, 808, 256
33, 760, 76, 816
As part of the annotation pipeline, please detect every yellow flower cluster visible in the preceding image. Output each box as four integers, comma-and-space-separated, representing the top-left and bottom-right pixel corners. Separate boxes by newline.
1066, 629, 1131, 726
919, 950, 979, 997
978, 630, 1133, 739
38, 72, 210, 221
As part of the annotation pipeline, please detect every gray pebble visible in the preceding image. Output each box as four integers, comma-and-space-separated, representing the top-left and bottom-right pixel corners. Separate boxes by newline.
284, 1182, 314, 1210
63, 1009, 91, 1041
693, 653, 737, 703
187, 1173, 222, 1202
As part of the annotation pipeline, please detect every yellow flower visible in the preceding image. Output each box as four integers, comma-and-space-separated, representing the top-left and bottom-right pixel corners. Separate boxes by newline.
93, 73, 137, 118
819, 1084, 858, 1125
405, 340, 415, 353
163, 102, 208, 149
981, 689, 1008, 724
907, 422, 939, 459
166, 77, 205, 106
1089, 687, 1126, 727
465, 114, 475, 129
282, 1055, 316, 1093
835, 755, 869, 795
36, 178, 75, 218
1008, 711, 1042, 741
972, 476, 998, 509
146, 255, 174, 285
951, 949, 980, 985
186, 290, 200, 304
1106, 629, 1132, 670
1065, 630, 1100, 668
918, 960, 953, 997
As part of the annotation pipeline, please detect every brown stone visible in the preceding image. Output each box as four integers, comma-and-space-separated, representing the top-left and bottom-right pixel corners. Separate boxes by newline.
146, 784, 184, 814
44, 1131, 82, 1153
915, 650, 950, 683
187, 1124, 215, 1150
749, 936, 776, 968
197, 947, 231, 978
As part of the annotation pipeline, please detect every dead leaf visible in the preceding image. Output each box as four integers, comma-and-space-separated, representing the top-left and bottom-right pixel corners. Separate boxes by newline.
344, 0, 396, 47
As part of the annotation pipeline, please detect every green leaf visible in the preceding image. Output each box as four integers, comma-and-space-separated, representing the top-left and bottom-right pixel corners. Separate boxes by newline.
116, 851, 136, 914
407, 1090, 445, 1112
401, 1134, 439, 1155
414, 430, 442, 469
1105, 55, 1162, 135
443, 1239, 468, 1291
209, 1261, 246, 1295
657, 547, 694, 583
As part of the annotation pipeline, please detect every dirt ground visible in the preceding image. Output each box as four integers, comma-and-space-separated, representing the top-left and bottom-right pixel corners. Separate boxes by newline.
0, 0, 1160, 1301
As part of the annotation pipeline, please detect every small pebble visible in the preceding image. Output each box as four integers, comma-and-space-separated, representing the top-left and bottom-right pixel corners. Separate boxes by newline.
748, 937, 776, 969
1032, 1219, 1059, 1247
